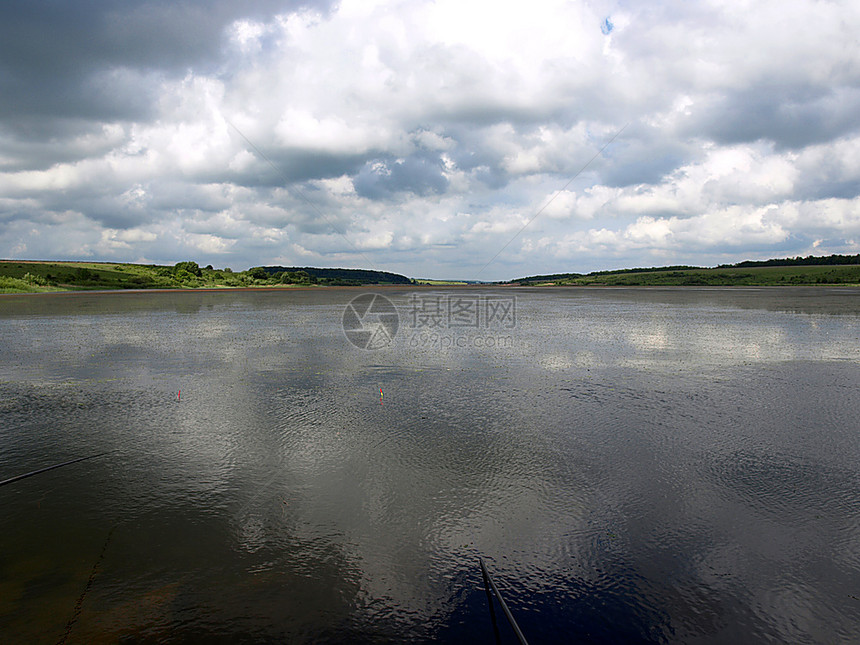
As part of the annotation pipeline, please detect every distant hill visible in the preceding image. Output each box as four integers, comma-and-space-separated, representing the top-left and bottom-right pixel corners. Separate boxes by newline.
0, 260, 413, 293
513, 255, 860, 286
722, 254, 860, 268
260, 266, 413, 285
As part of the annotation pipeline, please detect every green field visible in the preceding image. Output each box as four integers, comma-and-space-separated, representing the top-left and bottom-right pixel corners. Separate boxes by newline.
5, 258, 860, 294
0, 260, 343, 294
522, 264, 860, 287
0, 261, 244, 293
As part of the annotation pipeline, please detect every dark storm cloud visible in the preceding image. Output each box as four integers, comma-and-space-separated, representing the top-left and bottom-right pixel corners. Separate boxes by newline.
0, 121, 127, 171
179, 149, 369, 190
800, 178, 860, 201
354, 154, 449, 200
0, 0, 334, 130
687, 84, 860, 150
254, 150, 370, 187
600, 125, 699, 187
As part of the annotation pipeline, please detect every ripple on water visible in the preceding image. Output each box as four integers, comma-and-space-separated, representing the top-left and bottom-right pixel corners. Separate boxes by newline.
2, 288, 860, 642
707, 450, 859, 523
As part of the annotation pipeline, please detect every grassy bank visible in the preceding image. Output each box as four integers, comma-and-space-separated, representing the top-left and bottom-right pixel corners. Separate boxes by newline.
6, 258, 860, 294
0, 260, 239, 293
0, 260, 376, 294
521, 264, 860, 286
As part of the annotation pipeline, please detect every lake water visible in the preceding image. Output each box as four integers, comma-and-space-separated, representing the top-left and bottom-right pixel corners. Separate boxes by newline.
1, 287, 859, 643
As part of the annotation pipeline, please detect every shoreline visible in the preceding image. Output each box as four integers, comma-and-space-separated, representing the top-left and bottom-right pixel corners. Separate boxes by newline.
3, 283, 859, 297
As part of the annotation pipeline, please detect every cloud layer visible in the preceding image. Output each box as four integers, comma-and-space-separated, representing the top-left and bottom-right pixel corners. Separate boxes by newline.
1, 0, 858, 279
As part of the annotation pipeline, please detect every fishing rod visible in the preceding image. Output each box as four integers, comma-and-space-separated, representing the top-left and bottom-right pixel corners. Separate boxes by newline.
0, 452, 110, 487
480, 557, 530, 645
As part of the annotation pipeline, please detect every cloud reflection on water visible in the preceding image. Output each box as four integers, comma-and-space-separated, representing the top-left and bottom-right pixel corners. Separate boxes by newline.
1, 287, 859, 641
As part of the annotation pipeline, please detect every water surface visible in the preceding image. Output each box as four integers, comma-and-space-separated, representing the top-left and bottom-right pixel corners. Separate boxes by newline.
1, 287, 859, 643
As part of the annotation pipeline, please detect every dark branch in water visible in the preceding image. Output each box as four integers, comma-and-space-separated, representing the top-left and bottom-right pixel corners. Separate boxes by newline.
59, 524, 117, 645
0, 452, 110, 487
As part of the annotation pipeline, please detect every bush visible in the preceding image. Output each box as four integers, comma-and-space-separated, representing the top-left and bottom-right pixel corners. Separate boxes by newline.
174, 261, 202, 277
286, 270, 315, 284
0, 276, 32, 292
76, 267, 94, 282
174, 269, 199, 284
22, 272, 48, 286
247, 267, 269, 281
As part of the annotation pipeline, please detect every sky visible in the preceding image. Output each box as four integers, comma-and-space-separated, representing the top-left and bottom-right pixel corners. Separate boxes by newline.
1, 0, 858, 281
